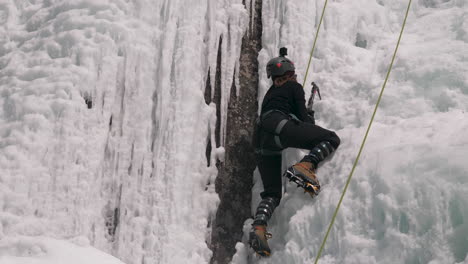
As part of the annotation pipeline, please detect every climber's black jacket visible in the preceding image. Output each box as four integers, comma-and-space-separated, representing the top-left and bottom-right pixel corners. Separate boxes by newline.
261, 81, 314, 123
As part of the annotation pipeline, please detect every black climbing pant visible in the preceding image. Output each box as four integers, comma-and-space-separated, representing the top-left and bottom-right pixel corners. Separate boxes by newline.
254, 112, 340, 201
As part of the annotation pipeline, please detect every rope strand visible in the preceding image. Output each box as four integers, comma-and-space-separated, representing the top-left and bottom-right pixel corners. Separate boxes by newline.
313, 1, 412, 263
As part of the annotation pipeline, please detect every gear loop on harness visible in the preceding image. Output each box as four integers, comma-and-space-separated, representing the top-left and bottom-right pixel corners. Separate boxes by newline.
274, 119, 288, 149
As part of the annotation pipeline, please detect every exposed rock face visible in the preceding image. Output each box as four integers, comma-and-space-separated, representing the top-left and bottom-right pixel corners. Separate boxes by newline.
210, 1, 263, 263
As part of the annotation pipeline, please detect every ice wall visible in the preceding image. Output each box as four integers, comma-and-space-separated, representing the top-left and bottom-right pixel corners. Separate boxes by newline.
233, 0, 468, 263
0, 0, 248, 263
2, 0, 467, 263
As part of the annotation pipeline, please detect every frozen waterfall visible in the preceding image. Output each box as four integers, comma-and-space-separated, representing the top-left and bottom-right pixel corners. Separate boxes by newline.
1, 0, 467, 264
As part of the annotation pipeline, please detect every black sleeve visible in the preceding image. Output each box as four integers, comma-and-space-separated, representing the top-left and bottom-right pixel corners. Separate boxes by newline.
293, 83, 315, 124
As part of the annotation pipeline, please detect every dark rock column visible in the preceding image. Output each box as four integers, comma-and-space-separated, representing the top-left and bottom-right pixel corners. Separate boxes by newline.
210, 0, 262, 263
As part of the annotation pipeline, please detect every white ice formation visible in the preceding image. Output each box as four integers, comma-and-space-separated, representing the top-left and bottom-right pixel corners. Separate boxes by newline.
1, 0, 467, 264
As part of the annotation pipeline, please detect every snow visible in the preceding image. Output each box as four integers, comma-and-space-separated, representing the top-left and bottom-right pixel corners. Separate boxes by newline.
0, 236, 125, 264
0, 0, 467, 264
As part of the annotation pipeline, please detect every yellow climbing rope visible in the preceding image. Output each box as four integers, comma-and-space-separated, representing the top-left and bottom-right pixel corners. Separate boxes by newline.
313, 0, 413, 263
302, 0, 328, 87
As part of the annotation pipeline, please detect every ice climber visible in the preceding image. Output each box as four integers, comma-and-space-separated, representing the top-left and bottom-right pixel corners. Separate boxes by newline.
249, 48, 341, 256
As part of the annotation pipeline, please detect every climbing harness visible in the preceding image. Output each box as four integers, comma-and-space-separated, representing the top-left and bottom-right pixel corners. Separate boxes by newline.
313, 0, 413, 263
255, 110, 299, 153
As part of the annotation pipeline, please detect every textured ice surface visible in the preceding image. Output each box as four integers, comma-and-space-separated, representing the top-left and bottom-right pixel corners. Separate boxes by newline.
0, 0, 247, 263
234, 0, 468, 263
1, 0, 467, 264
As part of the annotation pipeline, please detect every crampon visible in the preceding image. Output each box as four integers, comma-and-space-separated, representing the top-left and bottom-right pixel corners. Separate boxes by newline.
284, 169, 321, 197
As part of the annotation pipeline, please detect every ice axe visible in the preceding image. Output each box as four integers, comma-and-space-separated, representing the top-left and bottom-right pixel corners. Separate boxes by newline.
307, 82, 322, 112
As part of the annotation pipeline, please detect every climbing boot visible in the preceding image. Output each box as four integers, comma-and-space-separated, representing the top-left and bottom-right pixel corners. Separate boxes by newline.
249, 197, 278, 256
285, 161, 320, 196
249, 224, 272, 257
